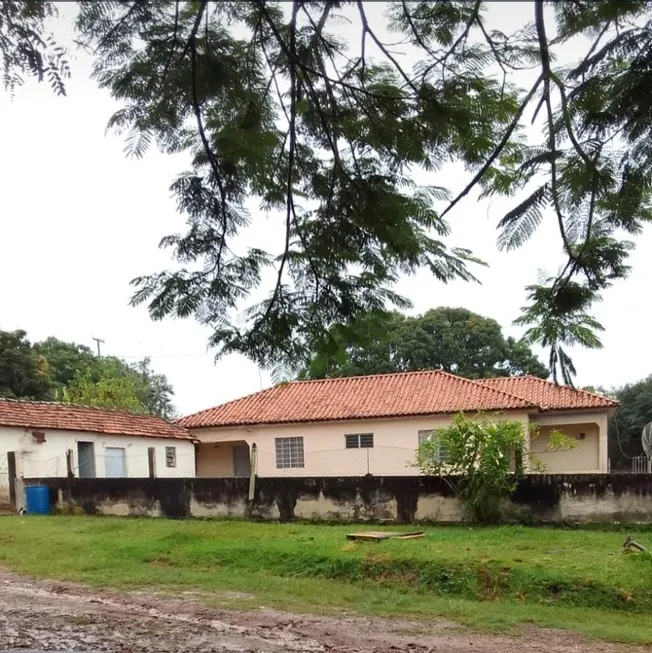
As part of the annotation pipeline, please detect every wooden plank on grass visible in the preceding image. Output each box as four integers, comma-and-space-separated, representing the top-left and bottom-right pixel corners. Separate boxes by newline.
346, 531, 425, 541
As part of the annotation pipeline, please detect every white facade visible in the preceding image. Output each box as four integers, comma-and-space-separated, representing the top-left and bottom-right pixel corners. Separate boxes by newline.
193, 409, 611, 478
0, 426, 196, 505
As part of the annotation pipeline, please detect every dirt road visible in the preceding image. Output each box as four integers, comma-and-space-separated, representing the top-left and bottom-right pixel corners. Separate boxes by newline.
0, 568, 644, 653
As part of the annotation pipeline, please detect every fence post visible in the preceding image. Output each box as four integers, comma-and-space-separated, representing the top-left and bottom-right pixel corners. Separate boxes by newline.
66, 449, 74, 479
147, 447, 156, 478
248, 443, 258, 517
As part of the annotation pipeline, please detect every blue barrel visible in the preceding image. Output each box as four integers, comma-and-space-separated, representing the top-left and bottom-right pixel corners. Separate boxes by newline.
25, 485, 50, 515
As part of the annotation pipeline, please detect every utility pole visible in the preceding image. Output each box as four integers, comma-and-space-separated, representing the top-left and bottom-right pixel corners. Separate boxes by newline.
92, 336, 105, 357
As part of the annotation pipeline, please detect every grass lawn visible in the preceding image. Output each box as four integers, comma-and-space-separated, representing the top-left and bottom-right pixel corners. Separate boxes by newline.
0, 517, 651, 644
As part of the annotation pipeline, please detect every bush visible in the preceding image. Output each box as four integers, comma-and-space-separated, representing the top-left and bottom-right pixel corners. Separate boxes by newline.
416, 413, 575, 523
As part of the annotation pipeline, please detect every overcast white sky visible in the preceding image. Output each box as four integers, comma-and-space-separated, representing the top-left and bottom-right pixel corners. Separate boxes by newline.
1, 2, 650, 416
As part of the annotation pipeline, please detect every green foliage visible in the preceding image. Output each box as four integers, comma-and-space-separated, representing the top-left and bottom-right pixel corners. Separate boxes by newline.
0, 1, 69, 94
515, 280, 604, 385
7, 2, 652, 384
417, 415, 576, 523
416, 414, 527, 523
71, 1, 531, 371
63, 369, 146, 414
0, 330, 52, 400
34, 338, 99, 389
607, 376, 652, 469
0, 330, 176, 418
2, 517, 652, 643
302, 307, 548, 380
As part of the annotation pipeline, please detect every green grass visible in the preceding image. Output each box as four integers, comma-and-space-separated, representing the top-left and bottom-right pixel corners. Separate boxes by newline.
0, 517, 651, 644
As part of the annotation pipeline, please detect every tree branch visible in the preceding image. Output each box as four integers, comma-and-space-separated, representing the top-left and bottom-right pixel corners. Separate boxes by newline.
535, 0, 571, 255
255, 0, 300, 330
440, 74, 544, 220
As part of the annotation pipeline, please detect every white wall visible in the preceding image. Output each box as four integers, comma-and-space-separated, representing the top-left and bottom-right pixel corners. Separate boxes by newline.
194, 412, 532, 477
192, 409, 611, 478
0, 426, 195, 504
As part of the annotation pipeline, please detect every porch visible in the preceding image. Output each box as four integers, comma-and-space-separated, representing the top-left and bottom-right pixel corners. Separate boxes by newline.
195, 440, 251, 478
530, 412, 608, 474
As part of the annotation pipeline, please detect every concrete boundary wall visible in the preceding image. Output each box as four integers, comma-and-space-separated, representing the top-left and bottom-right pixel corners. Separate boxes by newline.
15, 474, 652, 523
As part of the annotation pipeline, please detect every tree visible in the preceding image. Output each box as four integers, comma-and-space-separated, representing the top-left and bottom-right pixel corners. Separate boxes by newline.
63, 368, 146, 414
0, 330, 52, 400
607, 377, 652, 470
129, 358, 178, 420
8, 3, 652, 383
0, 332, 177, 418
34, 339, 178, 419
302, 307, 548, 380
34, 338, 99, 390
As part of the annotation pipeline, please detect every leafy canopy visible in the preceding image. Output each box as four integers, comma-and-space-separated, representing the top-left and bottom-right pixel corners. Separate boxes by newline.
0, 330, 52, 400
603, 376, 652, 469
0, 330, 177, 418
5, 1, 652, 384
302, 307, 548, 380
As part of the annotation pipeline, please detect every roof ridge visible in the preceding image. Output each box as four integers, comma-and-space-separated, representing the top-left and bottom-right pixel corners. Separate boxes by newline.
281, 369, 450, 385
436, 371, 537, 409
0, 396, 181, 425
515, 375, 619, 405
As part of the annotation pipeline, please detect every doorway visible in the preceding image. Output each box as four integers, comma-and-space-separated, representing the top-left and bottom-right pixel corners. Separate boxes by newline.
233, 444, 250, 478
105, 447, 127, 478
77, 442, 96, 478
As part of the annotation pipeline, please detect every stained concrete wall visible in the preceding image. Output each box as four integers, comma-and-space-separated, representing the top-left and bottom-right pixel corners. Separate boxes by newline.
17, 474, 652, 524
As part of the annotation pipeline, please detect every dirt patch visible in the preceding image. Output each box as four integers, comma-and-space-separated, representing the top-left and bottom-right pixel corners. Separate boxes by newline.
0, 568, 643, 653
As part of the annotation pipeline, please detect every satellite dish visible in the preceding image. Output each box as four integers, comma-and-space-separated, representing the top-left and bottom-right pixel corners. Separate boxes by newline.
642, 422, 652, 458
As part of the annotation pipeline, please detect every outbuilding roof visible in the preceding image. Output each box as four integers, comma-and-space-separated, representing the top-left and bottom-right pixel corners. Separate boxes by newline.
0, 398, 193, 440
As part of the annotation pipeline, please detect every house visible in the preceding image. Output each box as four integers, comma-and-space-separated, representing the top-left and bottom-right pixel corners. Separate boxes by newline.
180, 371, 618, 478
0, 398, 196, 507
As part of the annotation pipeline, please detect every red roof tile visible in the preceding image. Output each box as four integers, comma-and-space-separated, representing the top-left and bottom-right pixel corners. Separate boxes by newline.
477, 376, 618, 412
179, 370, 537, 428
0, 399, 193, 440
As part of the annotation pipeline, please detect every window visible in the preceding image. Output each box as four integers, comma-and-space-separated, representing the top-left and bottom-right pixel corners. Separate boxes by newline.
275, 437, 304, 469
418, 429, 448, 462
345, 433, 374, 449
165, 446, 176, 468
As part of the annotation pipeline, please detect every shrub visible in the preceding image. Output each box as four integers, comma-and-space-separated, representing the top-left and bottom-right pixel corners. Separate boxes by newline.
416, 413, 575, 523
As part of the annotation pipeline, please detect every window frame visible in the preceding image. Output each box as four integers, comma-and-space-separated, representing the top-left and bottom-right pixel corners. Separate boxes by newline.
275, 436, 305, 469
418, 429, 448, 462
345, 433, 374, 449
165, 446, 177, 469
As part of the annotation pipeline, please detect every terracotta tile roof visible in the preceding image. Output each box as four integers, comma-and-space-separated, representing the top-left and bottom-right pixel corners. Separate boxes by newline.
477, 376, 618, 412
0, 398, 193, 440
179, 370, 538, 428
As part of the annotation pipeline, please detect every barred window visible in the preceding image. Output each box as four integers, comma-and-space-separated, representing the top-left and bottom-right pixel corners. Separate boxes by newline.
418, 429, 448, 461
275, 437, 305, 469
345, 433, 374, 449
165, 446, 176, 468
